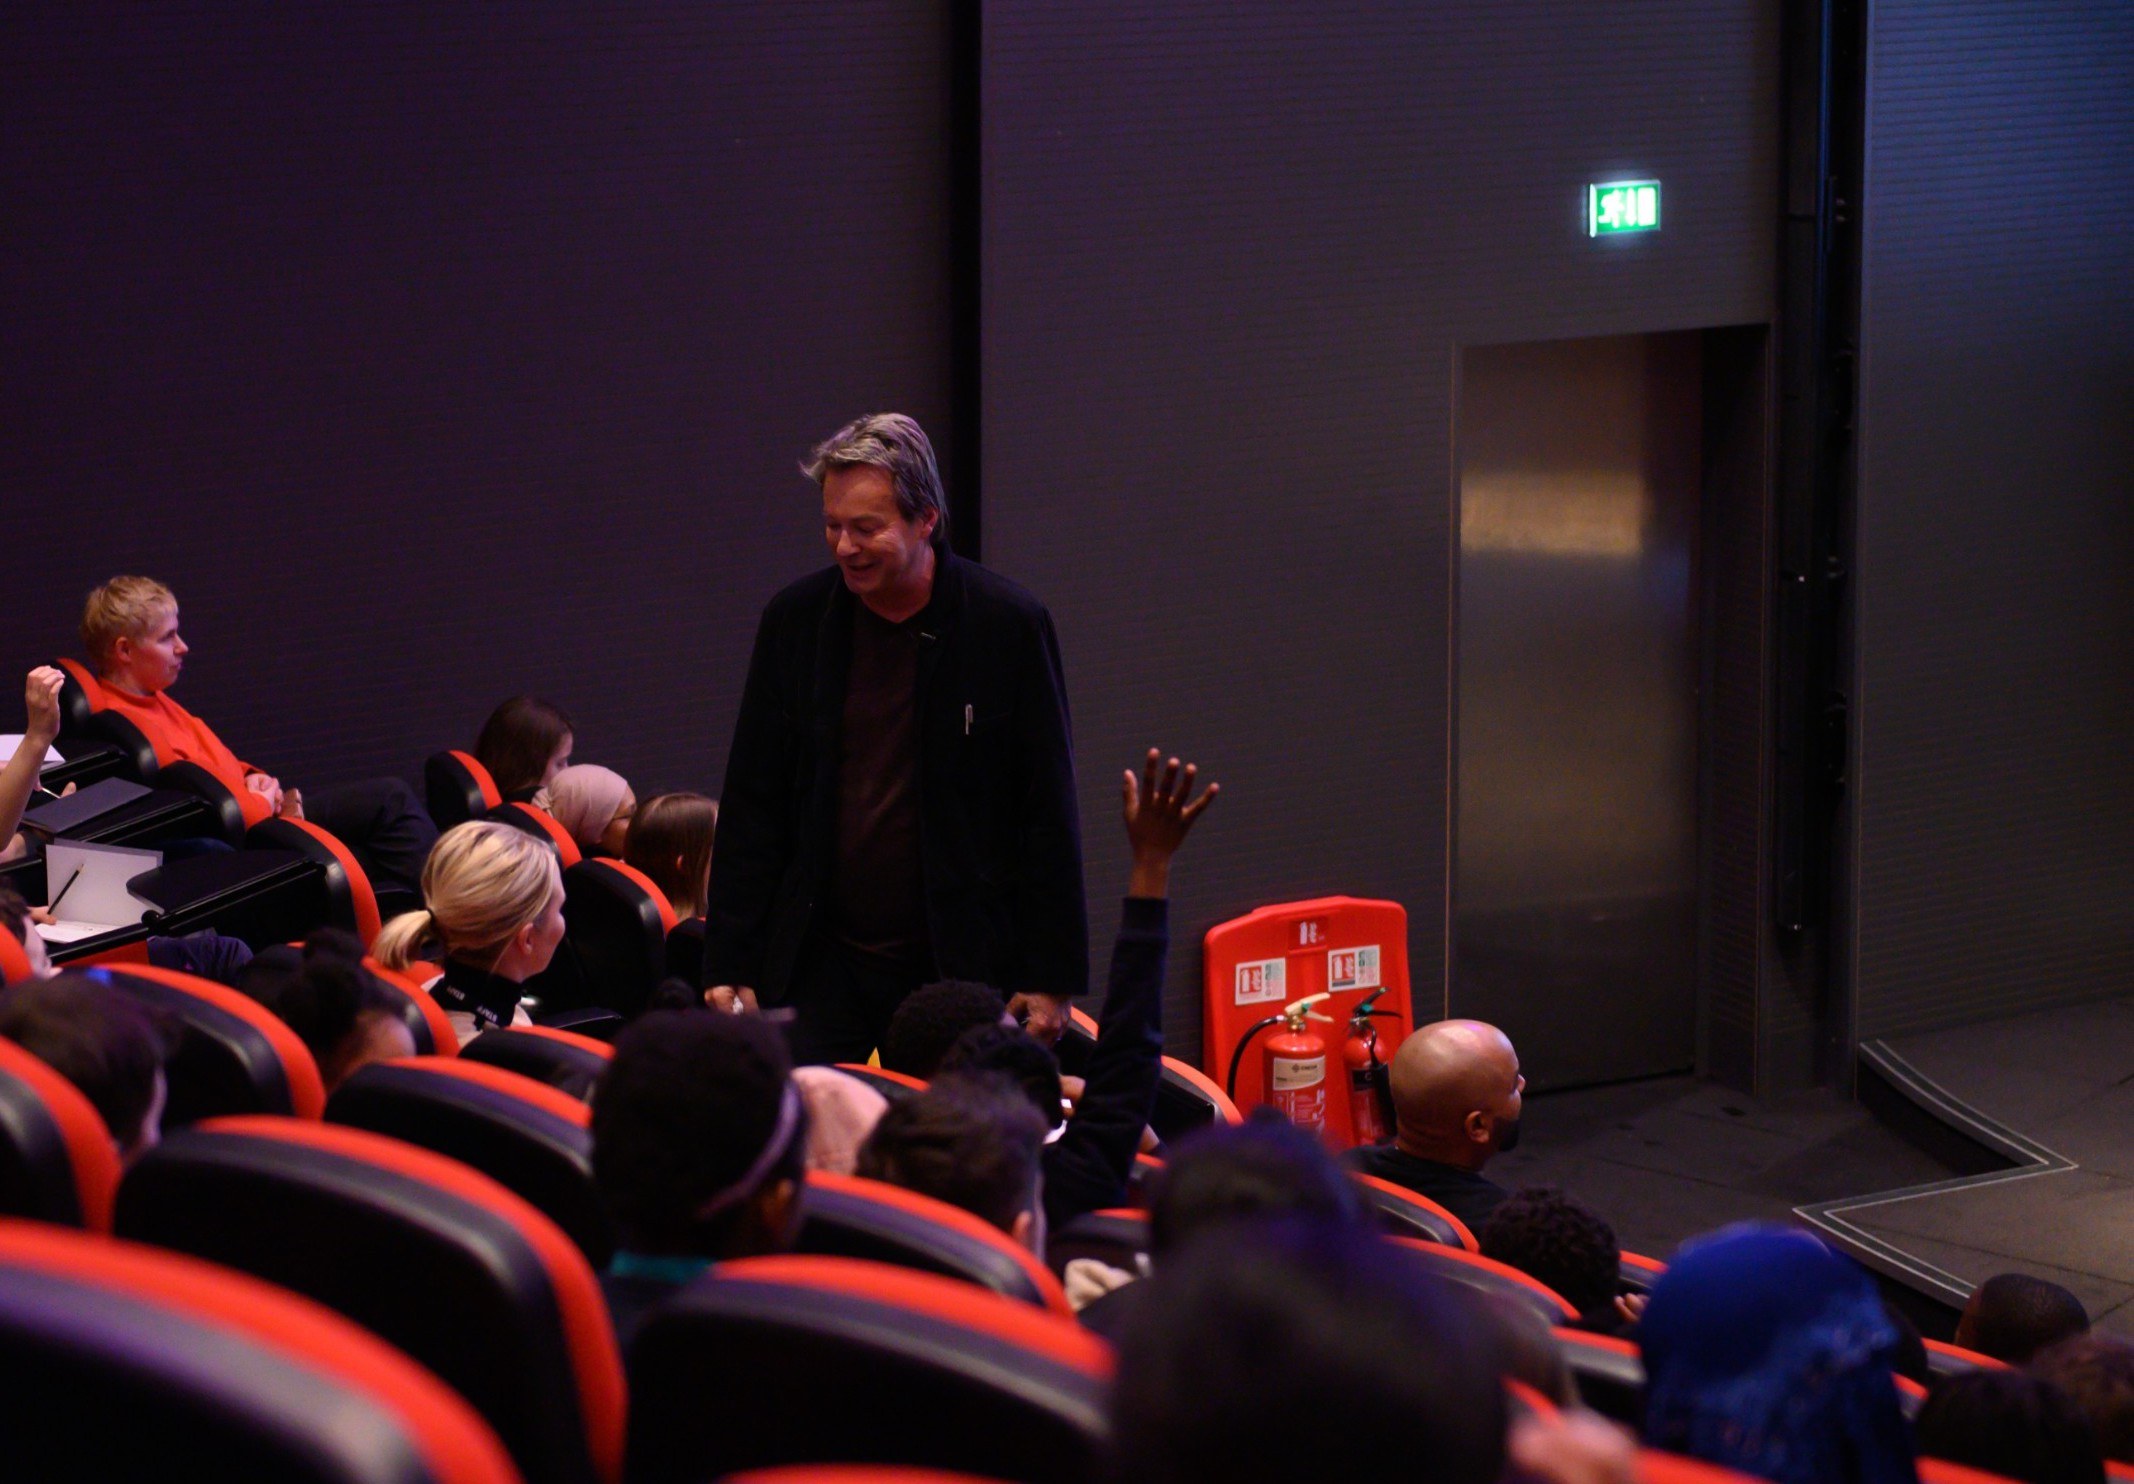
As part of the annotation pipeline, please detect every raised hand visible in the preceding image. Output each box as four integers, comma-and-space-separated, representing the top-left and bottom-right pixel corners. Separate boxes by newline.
1122, 748, 1218, 899
23, 667, 63, 747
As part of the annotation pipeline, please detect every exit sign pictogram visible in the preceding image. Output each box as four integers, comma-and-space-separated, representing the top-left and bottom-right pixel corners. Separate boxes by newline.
1588, 180, 1660, 236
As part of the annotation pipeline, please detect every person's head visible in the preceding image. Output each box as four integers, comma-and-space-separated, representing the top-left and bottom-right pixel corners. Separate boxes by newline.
547, 765, 634, 856
1958, 1273, 2092, 1364
239, 938, 416, 1093
474, 697, 575, 800
82, 576, 184, 694
806, 413, 947, 605
1108, 1215, 1506, 1484
0, 884, 54, 979
372, 821, 565, 983
0, 972, 171, 1160
622, 792, 718, 919
1915, 1369, 2104, 1484
880, 978, 1011, 1079
1387, 1018, 1524, 1169
937, 1021, 1065, 1130
2030, 1335, 2134, 1465
1479, 1187, 1620, 1325
856, 1072, 1048, 1251
592, 1010, 804, 1260
1147, 1114, 1367, 1259
1638, 1223, 1915, 1484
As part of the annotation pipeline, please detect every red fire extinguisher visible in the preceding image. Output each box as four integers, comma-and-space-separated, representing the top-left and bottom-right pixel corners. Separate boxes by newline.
1225, 992, 1335, 1133
1342, 987, 1401, 1147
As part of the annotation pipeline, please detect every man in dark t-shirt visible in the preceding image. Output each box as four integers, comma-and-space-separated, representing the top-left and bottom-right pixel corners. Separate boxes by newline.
1345, 1019, 1525, 1233
705, 413, 1086, 1064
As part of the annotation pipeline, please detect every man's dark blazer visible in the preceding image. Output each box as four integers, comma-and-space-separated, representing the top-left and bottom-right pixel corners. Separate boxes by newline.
704, 550, 1089, 1004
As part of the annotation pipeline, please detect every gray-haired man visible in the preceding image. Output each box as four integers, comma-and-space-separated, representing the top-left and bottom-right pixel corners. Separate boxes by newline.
704, 413, 1088, 1063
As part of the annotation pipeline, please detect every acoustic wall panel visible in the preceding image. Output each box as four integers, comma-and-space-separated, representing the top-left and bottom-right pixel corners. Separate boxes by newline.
1, 5, 956, 800
982, 2, 1780, 1064
1850, 2, 2134, 1039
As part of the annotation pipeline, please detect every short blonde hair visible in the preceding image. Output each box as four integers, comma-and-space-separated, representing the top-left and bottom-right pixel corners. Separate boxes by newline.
373, 821, 563, 973
81, 576, 177, 671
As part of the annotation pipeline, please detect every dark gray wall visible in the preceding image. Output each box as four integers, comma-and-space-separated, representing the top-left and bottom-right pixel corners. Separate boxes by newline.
1, 5, 956, 799
982, 1, 1782, 1065
1849, 2, 2134, 1040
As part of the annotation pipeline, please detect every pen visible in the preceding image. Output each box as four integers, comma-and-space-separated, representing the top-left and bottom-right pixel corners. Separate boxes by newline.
48, 867, 82, 915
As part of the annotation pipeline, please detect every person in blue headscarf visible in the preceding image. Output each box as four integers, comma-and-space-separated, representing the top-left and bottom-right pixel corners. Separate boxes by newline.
1638, 1222, 1917, 1484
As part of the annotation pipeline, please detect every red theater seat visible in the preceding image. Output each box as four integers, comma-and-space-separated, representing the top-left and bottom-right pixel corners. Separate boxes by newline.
249, 815, 384, 945
1554, 1326, 1646, 1425
427, 750, 504, 832
624, 1255, 1111, 1484
1355, 1173, 1479, 1250
0, 924, 34, 987
327, 1056, 612, 1265
1389, 1236, 1579, 1327
0, 1219, 521, 1484
1057, 1010, 1240, 1142
460, 1025, 613, 1100
525, 858, 679, 1017
0, 1037, 123, 1230
115, 1115, 624, 1484
793, 1170, 1072, 1315
1636, 1452, 1770, 1482
493, 801, 583, 867
833, 1062, 928, 1102
96, 962, 327, 1124
1924, 1337, 2011, 1378
1918, 1463, 2027, 1484
1044, 1207, 1150, 1279
53, 661, 251, 842
367, 957, 461, 1056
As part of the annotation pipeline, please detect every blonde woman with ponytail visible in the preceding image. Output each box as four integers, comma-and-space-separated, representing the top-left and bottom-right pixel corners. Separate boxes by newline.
374, 821, 566, 1046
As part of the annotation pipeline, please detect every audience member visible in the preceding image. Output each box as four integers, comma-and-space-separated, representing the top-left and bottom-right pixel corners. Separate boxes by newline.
1637, 1223, 1913, 1484
1915, 1369, 2104, 1484
1958, 1273, 2092, 1364
590, 1010, 805, 1346
474, 696, 574, 805
0, 971, 171, 1160
879, 978, 1010, 1079
239, 931, 416, 1091
2, 666, 65, 863
2030, 1335, 2134, 1465
548, 764, 634, 856
1107, 1215, 1506, 1484
856, 1071, 1050, 1249
1481, 1186, 1628, 1334
77, 577, 438, 893
622, 791, 718, 919
1, 884, 253, 988
1348, 1018, 1524, 1231
372, 820, 564, 1044
789, 1064, 888, 1176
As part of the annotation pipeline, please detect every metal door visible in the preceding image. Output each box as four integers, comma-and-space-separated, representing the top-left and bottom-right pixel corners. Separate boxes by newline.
1453, 332, 1703, 1088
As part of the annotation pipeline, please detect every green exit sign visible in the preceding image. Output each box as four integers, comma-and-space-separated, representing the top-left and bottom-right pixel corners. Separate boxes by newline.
1588, 180, 1661, 236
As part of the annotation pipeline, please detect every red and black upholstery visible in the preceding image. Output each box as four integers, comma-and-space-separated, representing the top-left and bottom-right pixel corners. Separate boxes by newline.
832, 1062, 928, 1103
249, 815, 384, 945
426, 750, 504, 832
1636, 1452, 1769, 1483
0, 1037, 123, 1230
793, 1170, 1072, 1315
1917, 1462, 2026, 1484
526, 858, 679, 1018
539, 1007, 627, 1042
1355, 1173, 1479, 1249
664, 915, 706, 986
115, 1115, 624, 1484
96, 963, 328, 1125
52, 660, 250, 843
327, 1056, 612, 1265
1620, 1248, 1668, 1294
0, 924, 34, 987
624, 1255, 1111, 1484
1389, 1235, 1578, 1327
367, 958, 461, 1057
1923, 1337, 2010, 1379
1554, 1327, 1646, 1425
1056, 1010, 1241, 1143
1044, 1207, 1150, 1280
459, 1024, 613, 1100
0, 1219, 520, 1484
492, 801, 584, 867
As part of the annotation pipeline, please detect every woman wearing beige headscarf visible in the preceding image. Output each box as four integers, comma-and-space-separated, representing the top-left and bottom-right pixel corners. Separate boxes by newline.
547, 764, 634, 856
790, 1066, 889, 1176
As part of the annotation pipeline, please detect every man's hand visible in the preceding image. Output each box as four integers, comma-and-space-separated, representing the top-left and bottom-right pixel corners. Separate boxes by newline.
1009, 991, 1070, 1046
1122, 748, 1218, 899
705, 985, 762, 1016
23, 667, 63, 748
244, 772, 285, 816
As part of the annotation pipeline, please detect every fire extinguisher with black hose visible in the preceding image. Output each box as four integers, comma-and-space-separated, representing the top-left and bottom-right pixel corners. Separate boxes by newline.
1225, 992, 1336, 1134
1342, 987, 1401, 1147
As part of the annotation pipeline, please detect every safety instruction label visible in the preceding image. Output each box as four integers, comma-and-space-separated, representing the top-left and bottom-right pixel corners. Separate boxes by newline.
1235, 957, 1286, 1006
1327, 944, 1382, 993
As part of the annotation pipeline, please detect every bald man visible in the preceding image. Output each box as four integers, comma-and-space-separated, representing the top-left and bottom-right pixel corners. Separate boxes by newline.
1344, 1019, 1524, 1231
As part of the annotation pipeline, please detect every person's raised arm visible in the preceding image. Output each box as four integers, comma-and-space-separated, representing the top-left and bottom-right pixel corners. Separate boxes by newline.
0, 668, 64, 855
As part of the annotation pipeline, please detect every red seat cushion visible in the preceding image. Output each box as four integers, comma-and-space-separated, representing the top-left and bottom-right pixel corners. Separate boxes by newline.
0, 1038, 123, 1230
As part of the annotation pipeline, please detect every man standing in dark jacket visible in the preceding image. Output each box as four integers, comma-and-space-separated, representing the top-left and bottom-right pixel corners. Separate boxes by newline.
704, 413, 1088, 1062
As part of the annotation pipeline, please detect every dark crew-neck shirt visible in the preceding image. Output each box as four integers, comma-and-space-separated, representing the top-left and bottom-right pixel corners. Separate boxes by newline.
1346, 1143, 1510, 1233
829, 600, 930, 965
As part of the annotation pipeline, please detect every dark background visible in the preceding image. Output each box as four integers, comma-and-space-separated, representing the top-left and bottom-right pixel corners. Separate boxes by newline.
6, 3, 2130, 1074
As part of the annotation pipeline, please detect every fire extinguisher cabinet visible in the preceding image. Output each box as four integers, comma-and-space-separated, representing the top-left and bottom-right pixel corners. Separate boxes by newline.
1202, 896, 1415, 1150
